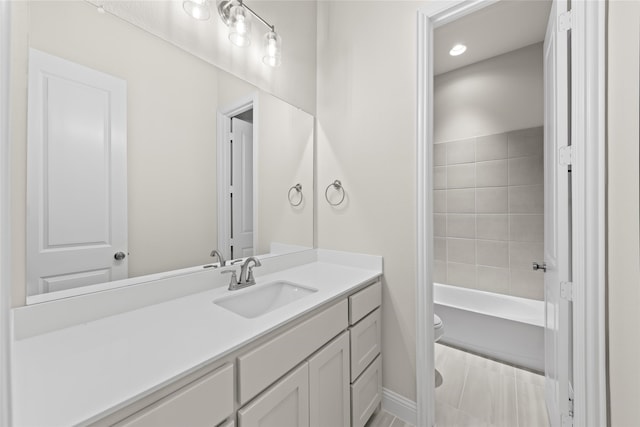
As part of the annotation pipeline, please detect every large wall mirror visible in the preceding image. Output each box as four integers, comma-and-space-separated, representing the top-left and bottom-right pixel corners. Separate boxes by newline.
17, 1, 315, 303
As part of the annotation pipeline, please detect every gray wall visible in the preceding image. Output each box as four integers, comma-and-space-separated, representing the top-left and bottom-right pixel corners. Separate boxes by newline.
433, 127, 544, 300
608, 0, 640, 424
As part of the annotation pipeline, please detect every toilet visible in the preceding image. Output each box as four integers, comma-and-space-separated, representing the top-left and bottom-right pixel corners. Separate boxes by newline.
434, 314, 445, 388
434, 314, 444, 342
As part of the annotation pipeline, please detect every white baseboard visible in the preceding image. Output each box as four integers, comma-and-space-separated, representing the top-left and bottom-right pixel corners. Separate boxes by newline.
382, 388, 417, 426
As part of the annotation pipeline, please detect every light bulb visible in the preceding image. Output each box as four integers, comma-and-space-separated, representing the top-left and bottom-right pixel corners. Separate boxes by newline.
229, 5, 252, 47
449, 44, 467, 56
262, 30, 281, 67
183, 0, 211, 20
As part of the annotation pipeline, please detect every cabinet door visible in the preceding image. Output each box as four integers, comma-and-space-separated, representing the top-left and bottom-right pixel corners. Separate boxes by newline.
238, 363, 309, 427
308, 331, 350, 427
351, 355, 382, 427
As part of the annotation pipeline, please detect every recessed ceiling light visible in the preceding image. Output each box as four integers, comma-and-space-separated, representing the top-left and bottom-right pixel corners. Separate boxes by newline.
449, 44, 467, 56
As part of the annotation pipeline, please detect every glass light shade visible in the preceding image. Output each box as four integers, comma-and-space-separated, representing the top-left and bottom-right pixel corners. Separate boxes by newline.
183, 0, 211, 20
228, 5, 252, 47
262, 30, 282, 67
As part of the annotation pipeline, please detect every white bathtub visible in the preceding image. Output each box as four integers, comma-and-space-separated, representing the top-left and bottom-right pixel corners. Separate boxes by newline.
434, 283, 545, 372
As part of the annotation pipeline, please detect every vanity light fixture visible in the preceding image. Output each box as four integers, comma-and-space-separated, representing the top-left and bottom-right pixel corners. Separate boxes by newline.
183, 0, 282, 67
449, 43, 467, 56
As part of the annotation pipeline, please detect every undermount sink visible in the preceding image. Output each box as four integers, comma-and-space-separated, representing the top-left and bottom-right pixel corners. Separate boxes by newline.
213, 281, 318, 319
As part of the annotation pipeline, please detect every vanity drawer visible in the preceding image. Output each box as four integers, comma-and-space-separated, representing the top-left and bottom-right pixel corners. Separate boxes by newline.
350, 355, 382, 427
349, 281, 381, 325
350, 308, 381, 381
116, 363, 234, 427
237, 300, 348, 405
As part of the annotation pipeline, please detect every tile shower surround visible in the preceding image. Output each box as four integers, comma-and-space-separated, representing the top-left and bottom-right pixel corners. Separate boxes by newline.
433, 127, 544, 300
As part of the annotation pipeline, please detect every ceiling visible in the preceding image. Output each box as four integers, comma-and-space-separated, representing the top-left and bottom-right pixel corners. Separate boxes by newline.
434, 0, 552, 75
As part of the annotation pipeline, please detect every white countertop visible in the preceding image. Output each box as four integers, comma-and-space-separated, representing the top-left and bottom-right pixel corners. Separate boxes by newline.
12, 255, 382, 426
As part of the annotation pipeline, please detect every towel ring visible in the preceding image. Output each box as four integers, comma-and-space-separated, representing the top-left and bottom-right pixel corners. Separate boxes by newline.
288, 183, 303, 206
325, 180, 345, 206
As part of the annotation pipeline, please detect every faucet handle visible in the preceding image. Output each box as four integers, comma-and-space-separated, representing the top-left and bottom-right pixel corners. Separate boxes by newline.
246, 266, 257, 283
221, 270, 238, 288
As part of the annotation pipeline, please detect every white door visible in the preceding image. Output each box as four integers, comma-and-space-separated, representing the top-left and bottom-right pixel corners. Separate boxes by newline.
230, 117, 254, 258
26, 49, 127, 297
543, 1, 573, 425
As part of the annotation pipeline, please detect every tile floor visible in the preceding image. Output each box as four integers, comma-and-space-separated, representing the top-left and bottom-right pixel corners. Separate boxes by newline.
366, 343, 549, 427
365, 410, 414, 427
435, 343, 549, 427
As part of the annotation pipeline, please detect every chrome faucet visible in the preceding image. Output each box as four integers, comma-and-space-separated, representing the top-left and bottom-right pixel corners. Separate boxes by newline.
210, 249, 226, 267
222, 256, 262, 291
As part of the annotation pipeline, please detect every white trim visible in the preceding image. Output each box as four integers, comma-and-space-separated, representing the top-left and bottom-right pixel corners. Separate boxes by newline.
416, 3, 498, 426
0, 1, 12, 425
416, 1, 607, 426
415, 8, 434, 427
569, 1, 608, 426
382, 388, 417, 426
216, 93, 258, 261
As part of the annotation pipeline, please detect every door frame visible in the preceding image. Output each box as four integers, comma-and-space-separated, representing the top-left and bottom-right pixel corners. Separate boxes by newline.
216, 93, 259, 260
415, 1, 607, 426
0, 0, 12, 424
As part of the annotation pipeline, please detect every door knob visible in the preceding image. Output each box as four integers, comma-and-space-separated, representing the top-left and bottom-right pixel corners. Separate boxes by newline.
532, 262, 546, 272
114, 251, 126, 261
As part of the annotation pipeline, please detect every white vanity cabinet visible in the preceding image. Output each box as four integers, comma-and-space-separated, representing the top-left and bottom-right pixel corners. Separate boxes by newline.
98, 279, 381, 427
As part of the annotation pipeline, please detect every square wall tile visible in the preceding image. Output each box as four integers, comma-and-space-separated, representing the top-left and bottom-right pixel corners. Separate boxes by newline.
477, 240, 509, 268
477, 266, 510, 294
476, 160, 508, 187
476, 133, 508, 161
434, 190, 447, 213
510, 214, 544, 242
509, 185, 544, 214
508, 127, 543, 158
510, 270, 544, 300
434, 214, 447, 237
434, 143, 446, 166
476, 187, 508, 213
509, 156, 543, 186
509, 241, 544, 270
435, 166, 447, 190
447, 262, 477, 288
447, 214, 476, 239
434, 260, 447, 283
476, 214, 509, 241
447, 138, 476, 165
448, 238, 476, 264
447, 164, 476, 189
447, 189, 475, 213
435, 237, 447, 261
